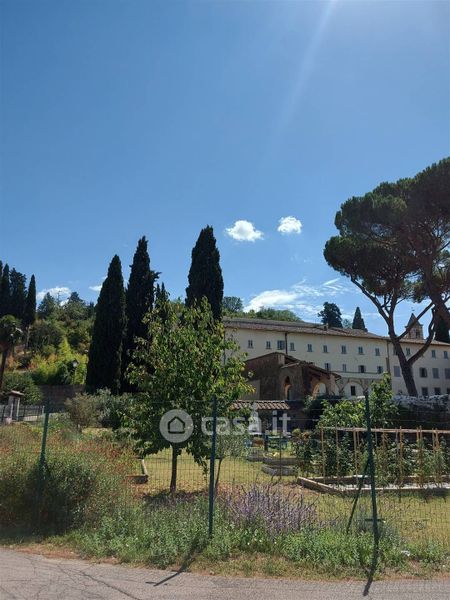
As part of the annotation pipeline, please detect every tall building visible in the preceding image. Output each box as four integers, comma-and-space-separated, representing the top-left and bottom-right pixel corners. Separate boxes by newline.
224, 314, 450, 398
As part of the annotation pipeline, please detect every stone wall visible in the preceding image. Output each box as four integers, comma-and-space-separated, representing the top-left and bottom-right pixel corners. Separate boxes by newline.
38, 385, 85, 410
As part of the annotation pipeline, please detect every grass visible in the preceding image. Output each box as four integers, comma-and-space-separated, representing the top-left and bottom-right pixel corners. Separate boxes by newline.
1, 423, 449, 579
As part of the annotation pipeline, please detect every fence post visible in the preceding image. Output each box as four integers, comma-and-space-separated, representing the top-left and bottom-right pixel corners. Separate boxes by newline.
208, 395, 218, 537
364, 391, 379, 545
36, 398, 50, 528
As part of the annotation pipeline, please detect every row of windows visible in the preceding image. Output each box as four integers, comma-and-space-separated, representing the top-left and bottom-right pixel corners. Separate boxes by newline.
393, 348, 449, 359
393, 366, 450, 379
324, 363, 384, 374
247, 340, 382, 355
246, 338, 450, 361
419, 387, 450, 397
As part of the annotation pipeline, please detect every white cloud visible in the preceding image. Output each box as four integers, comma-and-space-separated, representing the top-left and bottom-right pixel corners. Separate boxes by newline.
89, 285, 102, 292
245, 289, 299, 312
37, 286, 71, 302
225, 220, 264, 242
277, 216, 302, 235
244, 278, 354, 319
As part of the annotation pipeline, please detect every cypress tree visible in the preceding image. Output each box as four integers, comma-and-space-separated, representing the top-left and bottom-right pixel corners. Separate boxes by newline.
435, 315, 450, 344
186, 226, 224, 320
0, 264, 11, 317
121, 236, 158, 391
352, 307, 367, 331
24, 274, 37, 329
86, 255, 126, 394
9, 268, 27, 320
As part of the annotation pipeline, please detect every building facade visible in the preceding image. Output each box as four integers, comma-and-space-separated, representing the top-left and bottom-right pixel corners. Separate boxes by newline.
224, 316, 450, 398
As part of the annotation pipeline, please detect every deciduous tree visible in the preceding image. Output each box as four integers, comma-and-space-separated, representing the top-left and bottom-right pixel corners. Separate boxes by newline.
127, 298, 251, 494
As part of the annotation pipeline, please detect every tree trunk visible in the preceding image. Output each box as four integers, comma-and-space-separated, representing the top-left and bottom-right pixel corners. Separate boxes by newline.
0, 349, 8, 390
170, 446, 179, 494
429, 291, 450, 330
392, 338, 418, 396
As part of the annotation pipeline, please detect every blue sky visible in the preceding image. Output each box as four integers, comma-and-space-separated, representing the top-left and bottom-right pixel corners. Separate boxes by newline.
1, 0, 449, 334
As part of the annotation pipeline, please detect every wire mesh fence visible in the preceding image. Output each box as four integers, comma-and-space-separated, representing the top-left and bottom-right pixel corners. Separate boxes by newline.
0, 394, 449, 571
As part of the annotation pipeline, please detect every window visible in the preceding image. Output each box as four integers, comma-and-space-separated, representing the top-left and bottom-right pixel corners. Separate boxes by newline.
434, 387, 441, 395
323, 344, 328, 353
342, 364, 347, 372
247, 340, 253, 349
377, 366, 383, 374
445, 368, 450, 379
431, 349, 436, 358
324, 362, 331, 371
421, 387, 429, 397
444, 351, 449, 359
394, 366, 401, 377
266, 341, 271, 350
350, 385, 357, 396
307, 343, 313, 352
419, 367, 428, 378
406, 348, 411, 357
277, 340, 285, 351
447, 388, 450, 395
358, 346, 364, 355
375, 348, 380, 356
289, 342, 295, 351
358, 365, 366, 373
341, 345, 347, 354
432, 368, 439, 379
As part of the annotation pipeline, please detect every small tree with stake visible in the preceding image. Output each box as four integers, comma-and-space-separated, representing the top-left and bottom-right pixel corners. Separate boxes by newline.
127, 297, 251, 494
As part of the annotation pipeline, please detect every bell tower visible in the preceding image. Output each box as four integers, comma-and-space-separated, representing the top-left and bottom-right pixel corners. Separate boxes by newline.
404, 313, 423, 340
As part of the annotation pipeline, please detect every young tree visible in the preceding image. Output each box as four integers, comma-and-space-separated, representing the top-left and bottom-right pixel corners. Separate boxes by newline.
23, 275, 36, 345
186, 226, 224, 320
0, 315, 22, 389
9, 269, 27, 320
318, 302, 343, 328
352, 307, 367, 331
121, 236, 158, 391
127, 298, 251, 494
86, 255, 126, 394
0, 264, 11, 317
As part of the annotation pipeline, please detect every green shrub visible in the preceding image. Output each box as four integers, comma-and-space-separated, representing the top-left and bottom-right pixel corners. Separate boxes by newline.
0, 429, 132, 535
65, 393, 100, 432
0, 371, 42, 404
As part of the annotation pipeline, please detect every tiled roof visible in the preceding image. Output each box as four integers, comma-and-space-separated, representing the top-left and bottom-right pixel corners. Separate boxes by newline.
232, 400, 290, 411
224, 317, 385, 340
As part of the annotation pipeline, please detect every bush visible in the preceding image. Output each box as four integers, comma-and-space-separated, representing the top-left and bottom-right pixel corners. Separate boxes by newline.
0, 428, 132, 534
0, 371, 43, 404
65, 393, 100, 432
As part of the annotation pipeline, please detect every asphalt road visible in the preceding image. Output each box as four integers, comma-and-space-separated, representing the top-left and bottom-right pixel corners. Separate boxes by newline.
0, 548, 449, 600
